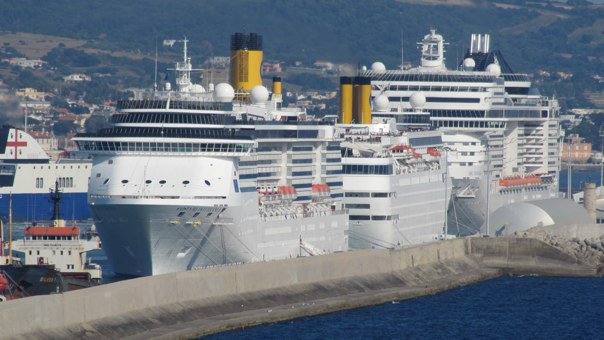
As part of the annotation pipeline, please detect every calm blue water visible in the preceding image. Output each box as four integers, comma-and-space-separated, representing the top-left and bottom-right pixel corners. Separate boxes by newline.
209, 276, 604, 339
559, 169, 602, 194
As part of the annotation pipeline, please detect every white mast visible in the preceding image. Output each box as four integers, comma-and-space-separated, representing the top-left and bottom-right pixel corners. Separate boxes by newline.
154, 39, 158, 92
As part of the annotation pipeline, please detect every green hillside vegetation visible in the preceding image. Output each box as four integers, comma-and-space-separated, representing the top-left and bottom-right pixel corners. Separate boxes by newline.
0, 0, 602, 107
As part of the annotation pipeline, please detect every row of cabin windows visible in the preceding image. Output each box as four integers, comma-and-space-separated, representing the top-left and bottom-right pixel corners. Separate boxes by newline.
32, 165, 87, 169
344, 192, 396, 198
28, 235, 77, 240
35, 177, 73, 189
349, 214, 399, 221
342, 164, 394, 175
77, 141, 251, 153
111, 178, 211, 186
387, 84, 488, 92
28, 250, 72, 256
432, 120, 505, 129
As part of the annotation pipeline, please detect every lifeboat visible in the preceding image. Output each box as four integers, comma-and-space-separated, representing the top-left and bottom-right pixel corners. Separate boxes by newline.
278, 185, 297, 199
311, 184, 331, 197
427, 147, 441, 157
498, 175, 541, 187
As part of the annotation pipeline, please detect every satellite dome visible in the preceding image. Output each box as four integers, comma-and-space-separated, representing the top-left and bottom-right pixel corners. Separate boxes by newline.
486, 63, 501, 76
250, 85, 269, 104
190, 84, 206, 93
214, 83, 235, 102
164, 82, 172, 91
371, 62, 386, 72
410, 92, 426, 109
373, 94, 389, 112
463, 58, 476, 70
361, 65, 367, 71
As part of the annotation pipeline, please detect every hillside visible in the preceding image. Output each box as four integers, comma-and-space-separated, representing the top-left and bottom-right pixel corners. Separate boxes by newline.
0, 0, 603, 108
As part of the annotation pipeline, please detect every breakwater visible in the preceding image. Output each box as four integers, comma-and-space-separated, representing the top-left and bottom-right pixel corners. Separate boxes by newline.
0, 237, 598, 339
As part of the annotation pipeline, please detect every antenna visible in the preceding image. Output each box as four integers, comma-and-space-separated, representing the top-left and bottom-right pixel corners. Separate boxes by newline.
154, 38, 158, 92
401, 29, 404, 70
23, 107, 28, 133
399, 11, 404, 70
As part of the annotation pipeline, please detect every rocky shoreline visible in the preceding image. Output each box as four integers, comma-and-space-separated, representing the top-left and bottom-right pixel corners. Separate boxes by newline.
515, 226, 604, 274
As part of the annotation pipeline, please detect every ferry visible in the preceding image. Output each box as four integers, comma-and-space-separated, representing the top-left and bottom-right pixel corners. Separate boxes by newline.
0, 126, 92, 221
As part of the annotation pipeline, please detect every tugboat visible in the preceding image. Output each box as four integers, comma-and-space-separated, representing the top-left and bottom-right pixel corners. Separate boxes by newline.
0, 183, 102, 299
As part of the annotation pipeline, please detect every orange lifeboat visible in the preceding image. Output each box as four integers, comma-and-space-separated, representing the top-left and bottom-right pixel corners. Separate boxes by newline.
311, 184, 331, 196
498, 175, 541, 187
278, 185, 297, 199
427, 147, 441, 157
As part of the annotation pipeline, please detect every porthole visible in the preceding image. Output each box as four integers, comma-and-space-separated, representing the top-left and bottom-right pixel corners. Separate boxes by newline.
159, 180, 166, 184
193, 212, 200, 217
145, 180, 152, 184
177, 211, 186, 217
121, 179, 129, 184
204, 180, 211, 186
103, 179, 109, 185
183, 180, 190, 185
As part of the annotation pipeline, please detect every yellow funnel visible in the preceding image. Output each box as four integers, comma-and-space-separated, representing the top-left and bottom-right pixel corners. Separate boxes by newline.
339, 77, 353, 124
229, 33, 263, 92
272, 76, 282, 95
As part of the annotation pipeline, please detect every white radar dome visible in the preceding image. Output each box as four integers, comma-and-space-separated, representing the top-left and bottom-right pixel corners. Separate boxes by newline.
486, 63, 501, 76
250, 85, 269, 104
190, 84, 206, 93
463, 58, 476, 70
373, 94, 389, 112
371, 62, 386, 72
164, 82, 172, 91
214, 83, 235, 102
410, 92, 426, 109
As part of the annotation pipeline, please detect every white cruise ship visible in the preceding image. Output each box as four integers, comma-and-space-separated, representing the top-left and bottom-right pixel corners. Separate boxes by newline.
74, 35, 348, 276
334, 75, 449, 248
360, 30, 562, 236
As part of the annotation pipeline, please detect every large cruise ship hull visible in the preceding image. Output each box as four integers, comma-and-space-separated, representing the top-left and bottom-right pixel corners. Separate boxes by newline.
92, 196, 348, 276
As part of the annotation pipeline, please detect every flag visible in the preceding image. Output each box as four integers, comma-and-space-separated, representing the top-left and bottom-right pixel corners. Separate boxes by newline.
163, 40, 176, 47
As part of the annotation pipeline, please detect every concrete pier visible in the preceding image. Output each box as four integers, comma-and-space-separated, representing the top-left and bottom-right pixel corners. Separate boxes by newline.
0, 237, 598, 339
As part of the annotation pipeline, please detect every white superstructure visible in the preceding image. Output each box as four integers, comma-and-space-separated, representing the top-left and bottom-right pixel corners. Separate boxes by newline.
361, 30, 562, 235
10, 219, 102, 282
74, 38, 348, 276
338, 120, 449, 249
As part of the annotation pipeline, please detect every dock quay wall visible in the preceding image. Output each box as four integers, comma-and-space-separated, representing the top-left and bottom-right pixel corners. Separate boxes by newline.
0, 237, 597, 339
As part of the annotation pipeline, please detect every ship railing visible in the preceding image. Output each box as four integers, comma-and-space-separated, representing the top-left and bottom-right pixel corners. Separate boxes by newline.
259, 208, 347, 222
117, 99, 231, 111
89, 194, 227, 200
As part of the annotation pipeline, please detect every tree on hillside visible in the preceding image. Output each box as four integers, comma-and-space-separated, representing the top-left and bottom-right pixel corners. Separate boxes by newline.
53, 121, 78, 136
84, 115, 110, 133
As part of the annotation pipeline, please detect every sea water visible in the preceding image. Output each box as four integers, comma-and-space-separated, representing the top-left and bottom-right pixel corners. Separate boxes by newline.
208, 276, 604, 339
